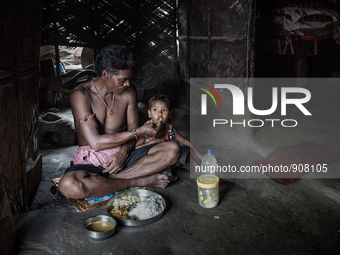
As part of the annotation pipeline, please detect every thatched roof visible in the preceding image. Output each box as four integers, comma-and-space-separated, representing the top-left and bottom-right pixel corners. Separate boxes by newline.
41, 0, 176, 52
41, 0, 177, 95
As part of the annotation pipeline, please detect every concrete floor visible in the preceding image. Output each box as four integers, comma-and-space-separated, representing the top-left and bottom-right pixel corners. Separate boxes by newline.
14, 96, 340, 254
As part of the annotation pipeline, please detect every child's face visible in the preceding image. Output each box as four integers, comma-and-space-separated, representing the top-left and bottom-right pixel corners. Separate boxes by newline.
148, 100, 171, 124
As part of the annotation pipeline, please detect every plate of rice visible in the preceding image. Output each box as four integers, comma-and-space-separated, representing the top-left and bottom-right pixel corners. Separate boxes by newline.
106, 189, 166, 226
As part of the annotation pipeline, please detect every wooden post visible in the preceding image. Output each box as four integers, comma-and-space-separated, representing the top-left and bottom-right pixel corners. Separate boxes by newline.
207, 0, 212, 77
0, 182, 16, 255
54, 44, 63, 104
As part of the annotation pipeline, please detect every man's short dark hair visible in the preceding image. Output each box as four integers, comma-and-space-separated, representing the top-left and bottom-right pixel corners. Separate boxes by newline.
94, 44, 136, 77
148, 94, 172, 110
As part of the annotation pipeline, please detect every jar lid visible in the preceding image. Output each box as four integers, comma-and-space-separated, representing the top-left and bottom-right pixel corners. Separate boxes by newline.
197, 175, 219, 189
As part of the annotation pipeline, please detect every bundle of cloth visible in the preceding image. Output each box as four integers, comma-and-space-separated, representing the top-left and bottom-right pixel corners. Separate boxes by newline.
274, 0, 340, 42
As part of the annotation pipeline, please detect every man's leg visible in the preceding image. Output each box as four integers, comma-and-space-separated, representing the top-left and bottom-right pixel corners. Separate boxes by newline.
59, 141, 180, 199
113, 141, 180, 179
58, 170, 169, 199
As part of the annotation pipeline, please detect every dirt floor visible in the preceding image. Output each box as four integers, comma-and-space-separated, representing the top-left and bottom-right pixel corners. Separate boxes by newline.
13, 92, 340, 254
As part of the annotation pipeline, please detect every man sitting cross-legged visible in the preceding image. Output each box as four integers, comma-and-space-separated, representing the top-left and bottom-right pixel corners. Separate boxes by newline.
58, 44, 180, 199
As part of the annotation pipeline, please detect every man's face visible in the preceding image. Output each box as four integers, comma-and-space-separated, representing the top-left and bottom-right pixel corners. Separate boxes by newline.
148, 100, 172, 124
107, 69, 132, 94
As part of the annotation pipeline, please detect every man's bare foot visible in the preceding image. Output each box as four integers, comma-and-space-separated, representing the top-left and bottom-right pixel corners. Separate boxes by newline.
147, 175, 177, 189
107, 173, 169, 188
142, 174, 169, 189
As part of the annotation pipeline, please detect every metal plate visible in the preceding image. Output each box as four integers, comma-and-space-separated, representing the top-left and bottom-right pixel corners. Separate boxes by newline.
106, 189, 166, 227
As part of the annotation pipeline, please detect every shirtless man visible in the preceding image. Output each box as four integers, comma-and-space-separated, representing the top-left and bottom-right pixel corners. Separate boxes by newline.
58, 45, 180, 199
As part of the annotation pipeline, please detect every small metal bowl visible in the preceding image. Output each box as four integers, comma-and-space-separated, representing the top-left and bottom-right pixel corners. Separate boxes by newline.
83, 215, 116, 240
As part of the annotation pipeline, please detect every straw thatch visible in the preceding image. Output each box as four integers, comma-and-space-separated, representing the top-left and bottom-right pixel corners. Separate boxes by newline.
41, 0, 178, 101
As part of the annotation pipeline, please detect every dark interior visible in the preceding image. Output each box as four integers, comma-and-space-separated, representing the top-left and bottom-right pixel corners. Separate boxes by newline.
1, 0, 340, 254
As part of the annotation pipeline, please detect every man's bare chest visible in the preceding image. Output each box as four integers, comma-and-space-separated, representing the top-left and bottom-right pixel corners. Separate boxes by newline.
92, 98, 128, 134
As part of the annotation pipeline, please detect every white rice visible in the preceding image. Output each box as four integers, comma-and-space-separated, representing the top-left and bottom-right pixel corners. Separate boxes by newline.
128, 197, 165, 220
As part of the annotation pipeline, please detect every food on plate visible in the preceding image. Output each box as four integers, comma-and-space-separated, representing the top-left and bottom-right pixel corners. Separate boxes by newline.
109, 195, 165, 220
110, 208, 128, 218
127, 196, 165, 220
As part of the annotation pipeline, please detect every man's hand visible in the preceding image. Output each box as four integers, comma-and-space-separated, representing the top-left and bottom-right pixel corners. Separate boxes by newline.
102, 150, 127, 175
136, 122, 161, 137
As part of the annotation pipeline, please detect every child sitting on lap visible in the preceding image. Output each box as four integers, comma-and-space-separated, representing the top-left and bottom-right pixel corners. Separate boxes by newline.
136, 94, 204, 169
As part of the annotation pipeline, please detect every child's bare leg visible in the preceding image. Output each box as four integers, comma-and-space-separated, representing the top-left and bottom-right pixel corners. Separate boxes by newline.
186, 152, 200, 168
195, 150, 204, 161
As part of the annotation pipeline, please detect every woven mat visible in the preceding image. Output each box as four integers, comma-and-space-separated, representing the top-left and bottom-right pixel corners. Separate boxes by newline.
252, 143, 340, 185
67, 198, 108, 212
51, 177, 144, 211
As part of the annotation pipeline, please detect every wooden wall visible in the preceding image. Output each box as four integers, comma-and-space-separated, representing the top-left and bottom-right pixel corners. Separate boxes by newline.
0, 0, 42, 254
178, 0, 255, 89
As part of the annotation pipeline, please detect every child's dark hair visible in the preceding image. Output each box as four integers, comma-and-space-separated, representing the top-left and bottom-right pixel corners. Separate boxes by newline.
94, 44, 136, 77
148, 94, 171, 110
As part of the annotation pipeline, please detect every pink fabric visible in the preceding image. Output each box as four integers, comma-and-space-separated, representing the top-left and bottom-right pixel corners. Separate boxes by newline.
72, 145, 121, 167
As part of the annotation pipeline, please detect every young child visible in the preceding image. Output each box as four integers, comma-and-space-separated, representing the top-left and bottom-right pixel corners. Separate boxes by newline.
136, 94, 204, 169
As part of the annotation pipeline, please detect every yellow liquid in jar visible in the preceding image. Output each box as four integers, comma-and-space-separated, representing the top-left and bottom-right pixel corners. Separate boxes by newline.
86, 221, 115, 232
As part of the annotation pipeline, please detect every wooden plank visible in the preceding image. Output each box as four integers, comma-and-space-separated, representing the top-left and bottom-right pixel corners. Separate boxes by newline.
0, 183, 16, 255
178, 0, 250, 81
26, 154, 42, 205
0, 70, 16, 80
0, 0, 41, 213
247, 0, 256, 79
0, 65, 34, 82
178, 36, 246, 43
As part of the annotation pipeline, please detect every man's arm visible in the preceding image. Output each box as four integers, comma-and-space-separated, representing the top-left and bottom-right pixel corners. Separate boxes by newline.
70, 86, 159, 152
135, 136, 146, 149
103, 87, 139, 174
